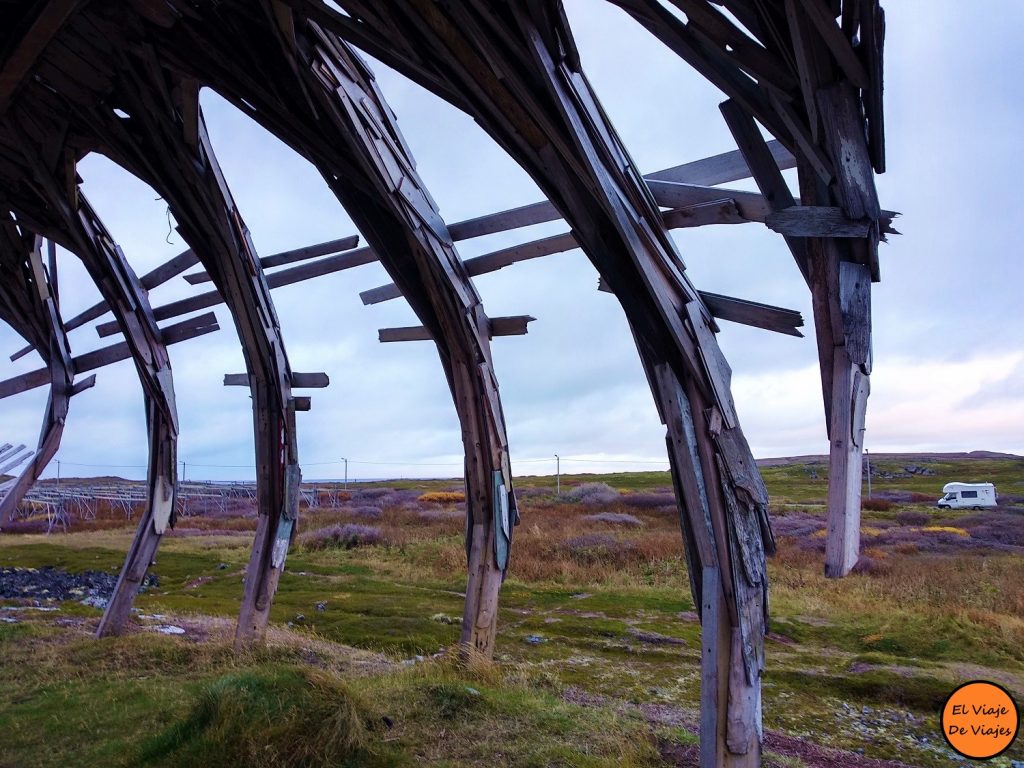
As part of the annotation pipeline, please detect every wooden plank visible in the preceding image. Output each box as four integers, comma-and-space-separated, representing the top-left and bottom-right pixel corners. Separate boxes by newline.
662, 199, 746, 229
0, 0, 84, 114
363, 201, 750, 307
182, 234, 359, 284
488, 315, 535, 337
816, 83, 881, 222
646, 179, 769, 221
645, 140, 794, 185
667, 0, 797, 93
291, 371, 329, 388
379, 316, 535, 343
794, 0, 869, 88
699, 292, 803, 337
10, 246, 200, 361
700, 565, 725, 768
685, 302, 738, 430
608, 0, 794, 145
766, 206, 870, 237
69, 373, 96, 396
0, 313, 219, 399
839, 261, 871, 366
824, 348, 862, 578
378, 325, 432, 343
719, 99, 810, 284
860, 0, 886, 173
96, 244, 376, 336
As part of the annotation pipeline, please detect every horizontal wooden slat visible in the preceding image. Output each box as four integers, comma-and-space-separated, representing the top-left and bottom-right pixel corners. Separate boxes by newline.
183, 234, 359, 284
698, 292, 804, 337
646, 139, 795, 185
292, 372, 329, 388
597, 277, 803, 337
765, 206, 867, 237
363, 198, 754, 307
378, 325, 432, 343
489, 315, 535, 337
95, 246, 380, 337
69, 373, 97, 396
0, 312, 219, 399
379, 315, 536, 343
647, 179, 769, 220
225, 371, 331, 388
10, 246, 200, 361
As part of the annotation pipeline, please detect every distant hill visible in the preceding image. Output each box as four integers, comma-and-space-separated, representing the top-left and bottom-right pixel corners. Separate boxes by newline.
757, 451, 1022, 467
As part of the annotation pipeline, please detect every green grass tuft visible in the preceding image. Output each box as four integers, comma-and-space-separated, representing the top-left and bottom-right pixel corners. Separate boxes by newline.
139, 666, 401, 768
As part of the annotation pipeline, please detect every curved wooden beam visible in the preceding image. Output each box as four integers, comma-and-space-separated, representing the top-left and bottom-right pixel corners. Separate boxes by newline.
320, 4, 772, 762
153, 6, 520, 657
71, 53, 302, 647
0, 225, 73, 529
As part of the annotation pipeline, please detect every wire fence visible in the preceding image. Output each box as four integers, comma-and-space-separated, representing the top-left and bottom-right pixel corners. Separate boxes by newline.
1, 450, 673, 534
49, 454, 673, 477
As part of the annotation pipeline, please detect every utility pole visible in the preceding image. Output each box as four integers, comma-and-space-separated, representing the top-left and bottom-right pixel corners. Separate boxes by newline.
56, 459, 60, 490
342, 457, 348, 490
865, 449, 871, 499
555, 454, 560, 496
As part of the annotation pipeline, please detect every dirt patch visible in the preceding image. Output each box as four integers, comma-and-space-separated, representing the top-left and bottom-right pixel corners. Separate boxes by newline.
563, 686, 921, 768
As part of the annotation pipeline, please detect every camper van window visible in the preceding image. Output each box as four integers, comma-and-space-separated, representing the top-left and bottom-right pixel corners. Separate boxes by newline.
962, 491, 978, 499
944, 493, 957, 500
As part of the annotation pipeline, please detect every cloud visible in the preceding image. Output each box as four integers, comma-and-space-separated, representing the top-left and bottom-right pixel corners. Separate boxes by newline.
1, 4, 1022, 480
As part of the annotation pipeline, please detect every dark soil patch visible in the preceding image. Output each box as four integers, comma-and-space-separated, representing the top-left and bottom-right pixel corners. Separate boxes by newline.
0, 566, 157, 603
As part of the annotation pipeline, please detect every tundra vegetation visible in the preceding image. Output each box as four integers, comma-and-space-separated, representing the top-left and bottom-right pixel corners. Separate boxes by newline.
1, 457, 1023, 767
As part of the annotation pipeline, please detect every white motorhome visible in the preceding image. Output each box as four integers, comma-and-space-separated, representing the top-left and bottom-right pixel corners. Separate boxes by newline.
937, 482, 997, 510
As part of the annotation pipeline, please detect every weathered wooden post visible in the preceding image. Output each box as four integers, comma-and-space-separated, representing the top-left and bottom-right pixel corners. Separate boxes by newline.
157, 11, 522, 657
305, 5, 774, 761
0, 230, 77, 529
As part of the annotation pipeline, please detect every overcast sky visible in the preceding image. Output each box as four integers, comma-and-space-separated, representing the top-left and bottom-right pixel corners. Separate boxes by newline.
2, 2, 1022, 482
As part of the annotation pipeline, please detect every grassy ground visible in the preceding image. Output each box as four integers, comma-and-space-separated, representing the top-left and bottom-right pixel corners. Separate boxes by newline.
2, 455, 1023, 767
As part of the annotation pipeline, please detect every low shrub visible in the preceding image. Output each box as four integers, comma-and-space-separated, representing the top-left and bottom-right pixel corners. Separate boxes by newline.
582, 512, 643, 527
565, 482, 619, 504
861, 498, 893, 512
418, 491, 466, 504
618, 491, 676, 509
561, 533, 634, 566
896, 510, 929, 526
770, 512, 826, 539
417, 508, 463, 522
851, 554, 890, 576
300, 523, 383, 550
349, 505, 382, 519
351, 487, 395, 501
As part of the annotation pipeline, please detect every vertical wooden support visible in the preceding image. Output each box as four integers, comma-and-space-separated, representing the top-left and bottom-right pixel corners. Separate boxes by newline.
824, 261, 871, 576
237, 398, 300, 644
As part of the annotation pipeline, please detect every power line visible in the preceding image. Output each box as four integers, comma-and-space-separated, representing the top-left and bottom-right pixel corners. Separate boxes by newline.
48, 453, 672, 473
